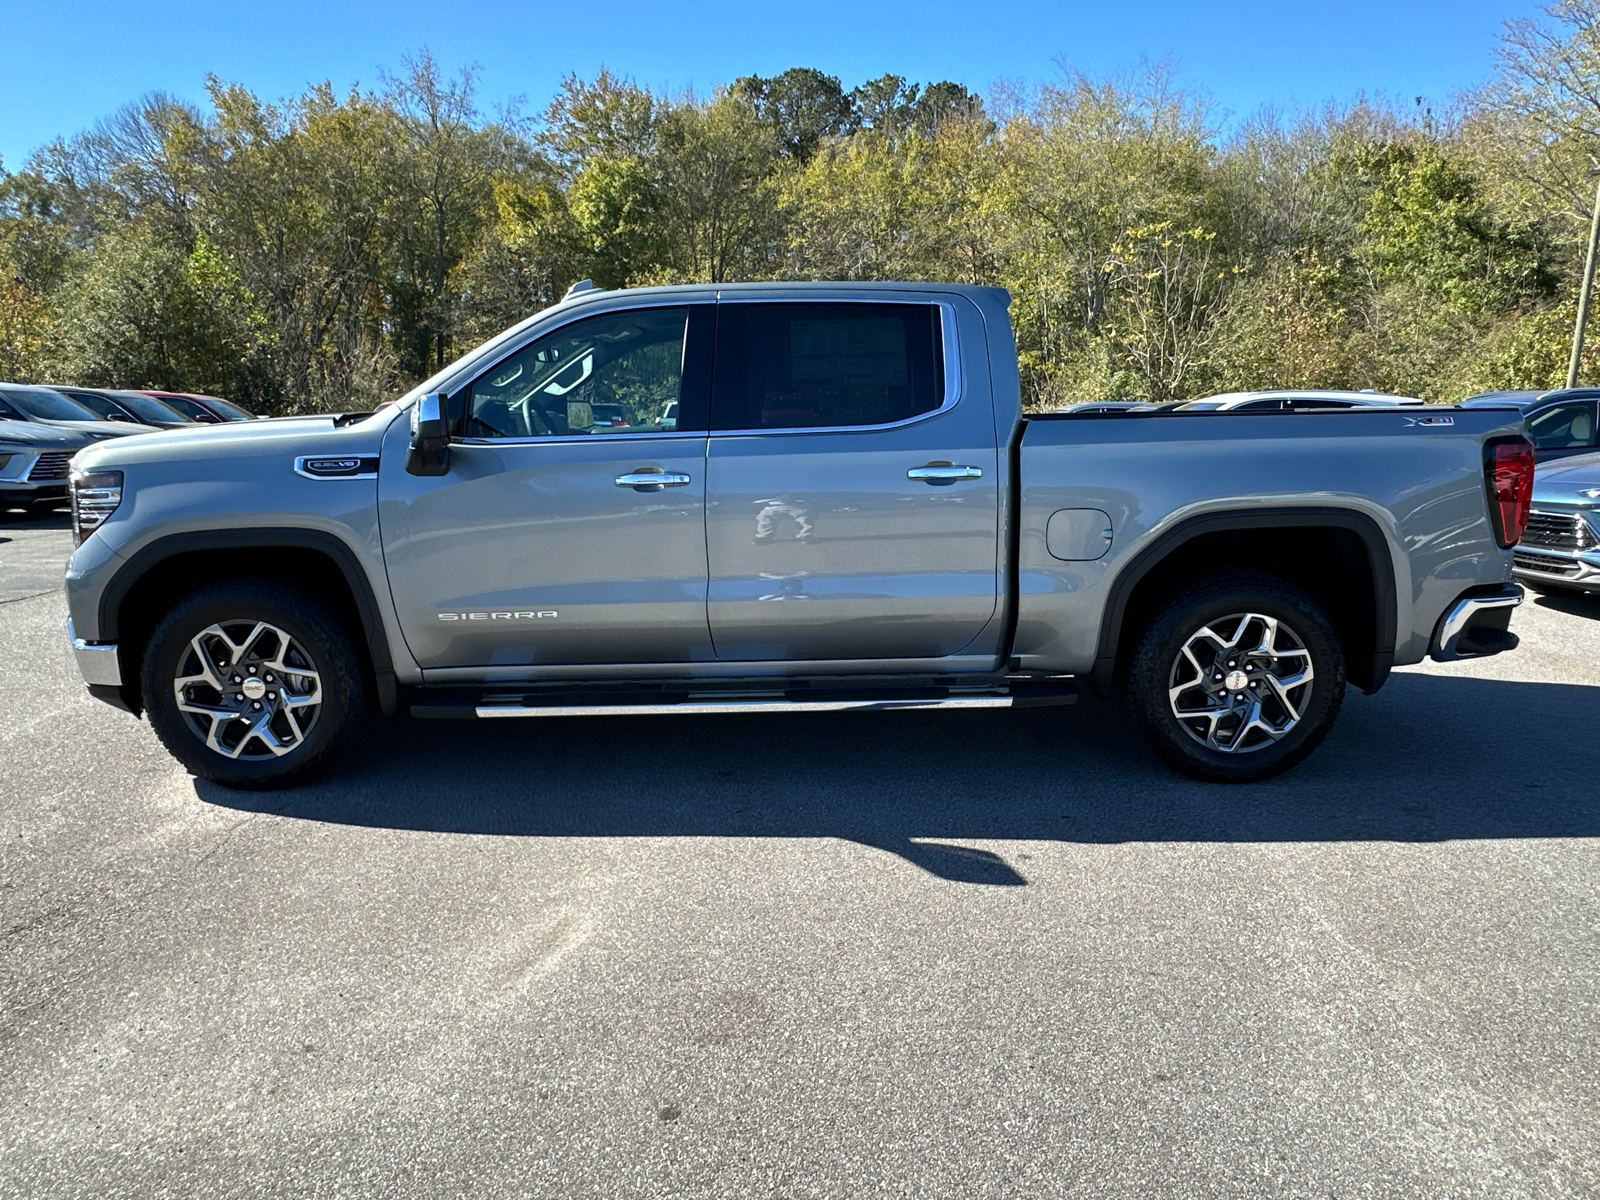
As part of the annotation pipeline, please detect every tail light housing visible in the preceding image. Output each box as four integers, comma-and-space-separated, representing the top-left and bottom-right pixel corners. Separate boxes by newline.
1485, 435, 1535, 548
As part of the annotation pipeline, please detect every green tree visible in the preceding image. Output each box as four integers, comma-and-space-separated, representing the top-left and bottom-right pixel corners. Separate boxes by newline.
732, 68, 855, 161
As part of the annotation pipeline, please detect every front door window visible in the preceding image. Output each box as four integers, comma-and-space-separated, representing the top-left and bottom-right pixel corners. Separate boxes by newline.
465, 308, 690, 439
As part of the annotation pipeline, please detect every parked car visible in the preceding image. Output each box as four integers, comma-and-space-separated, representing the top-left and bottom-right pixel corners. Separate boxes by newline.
1061, 400, 1148, 413
1175, 390, 1415, 412
1058, 401, 1189, 414
1460, 386, 1600, 463
0, 421, 104, 513
47, 386, 197, 430
138, 390, 257, 423
0, 384, 147, 441
1510, 448, 1600, 595
64, 281, 1530, 790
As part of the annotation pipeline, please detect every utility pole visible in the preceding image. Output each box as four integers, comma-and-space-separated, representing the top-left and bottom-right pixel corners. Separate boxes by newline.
1567, 174, 1600, 389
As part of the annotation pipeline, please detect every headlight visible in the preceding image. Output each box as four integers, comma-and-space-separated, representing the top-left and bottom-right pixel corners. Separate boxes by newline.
0, 453, 12, 472
71, 468, 123, 545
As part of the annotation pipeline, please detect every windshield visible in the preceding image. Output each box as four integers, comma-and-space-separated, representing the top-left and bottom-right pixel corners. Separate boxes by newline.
394, 301, 565, 410
194, 395, 254, 420
110, 392, 195, 423
1, 387, 101, 421
58, 391, 132, 420
147, 394, 219, 422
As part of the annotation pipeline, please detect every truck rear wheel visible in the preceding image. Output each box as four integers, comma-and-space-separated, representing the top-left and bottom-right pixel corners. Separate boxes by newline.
141, 579, 371, 790
1123, 572, 1346, 782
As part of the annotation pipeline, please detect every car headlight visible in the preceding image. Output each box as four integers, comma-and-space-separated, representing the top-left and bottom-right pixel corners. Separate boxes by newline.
71, 468, 123, 545
0, 453, 12, 472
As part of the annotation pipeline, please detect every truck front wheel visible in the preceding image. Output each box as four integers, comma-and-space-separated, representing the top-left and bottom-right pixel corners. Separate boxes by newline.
141, 579, 372, 790
1123, 572, 1346, 782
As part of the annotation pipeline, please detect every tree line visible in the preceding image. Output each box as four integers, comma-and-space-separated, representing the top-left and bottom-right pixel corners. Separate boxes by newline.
4, 1, 1600, 414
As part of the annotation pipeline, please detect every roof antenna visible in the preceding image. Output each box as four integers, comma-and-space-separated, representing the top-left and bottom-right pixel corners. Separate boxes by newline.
564, 279, 599, 300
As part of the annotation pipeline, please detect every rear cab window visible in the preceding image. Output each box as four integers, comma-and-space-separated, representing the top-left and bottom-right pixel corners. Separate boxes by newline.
711, 302, 946, 431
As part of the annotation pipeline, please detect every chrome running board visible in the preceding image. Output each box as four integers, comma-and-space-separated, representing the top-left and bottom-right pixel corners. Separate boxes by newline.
475, 695, 1020, 718
412, 682, 1077, 720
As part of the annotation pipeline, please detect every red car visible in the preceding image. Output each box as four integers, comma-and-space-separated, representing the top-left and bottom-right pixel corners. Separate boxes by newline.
138, 391, 258, 423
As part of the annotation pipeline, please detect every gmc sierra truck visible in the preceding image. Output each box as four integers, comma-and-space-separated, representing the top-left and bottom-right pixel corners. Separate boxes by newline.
62, 281, 1534, 789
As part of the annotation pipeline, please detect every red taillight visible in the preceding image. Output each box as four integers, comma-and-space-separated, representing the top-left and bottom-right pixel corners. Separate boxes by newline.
1486, 435, 1535, 547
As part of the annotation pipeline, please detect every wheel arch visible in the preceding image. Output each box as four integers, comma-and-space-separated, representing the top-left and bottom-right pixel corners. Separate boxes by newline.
101, 528, 397, 718
1091, 507, 1399, 700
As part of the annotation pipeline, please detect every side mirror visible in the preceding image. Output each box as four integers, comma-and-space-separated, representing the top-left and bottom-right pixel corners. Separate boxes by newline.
406, 392, 451, 476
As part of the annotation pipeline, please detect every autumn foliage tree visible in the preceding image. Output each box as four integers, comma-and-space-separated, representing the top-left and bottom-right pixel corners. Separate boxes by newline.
2, 3, 1598, 412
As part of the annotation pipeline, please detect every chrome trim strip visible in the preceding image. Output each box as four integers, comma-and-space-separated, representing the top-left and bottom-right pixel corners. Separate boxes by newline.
1431, 586, 1524, 661
476, 695, 1014, 718
421, 653, 1003, 684
1513, 554, 1600, 582
66, 618, 121, 687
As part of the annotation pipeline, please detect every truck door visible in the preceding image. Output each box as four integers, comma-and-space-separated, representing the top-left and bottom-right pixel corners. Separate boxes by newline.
703, 299, 1000, 662
379, 304, 714, 669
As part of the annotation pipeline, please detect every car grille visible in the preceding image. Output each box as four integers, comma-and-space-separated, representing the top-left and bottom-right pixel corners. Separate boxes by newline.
1515, 549, 1583, 578
1521, 509, 1596, 550
26, 451, 73, 481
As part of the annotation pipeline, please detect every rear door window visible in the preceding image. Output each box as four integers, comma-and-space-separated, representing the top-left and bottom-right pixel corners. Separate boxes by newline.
711, 302, 946, 430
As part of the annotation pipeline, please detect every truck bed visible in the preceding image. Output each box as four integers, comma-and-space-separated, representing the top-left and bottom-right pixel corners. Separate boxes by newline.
1012, 406, 1526, 684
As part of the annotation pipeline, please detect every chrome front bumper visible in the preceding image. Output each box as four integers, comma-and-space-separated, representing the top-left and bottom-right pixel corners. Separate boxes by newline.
67, 618, 121, 687
1430, 585, 1524, 661
1513, 547, 1600, 591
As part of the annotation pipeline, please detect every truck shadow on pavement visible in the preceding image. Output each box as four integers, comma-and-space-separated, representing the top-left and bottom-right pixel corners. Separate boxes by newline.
0, 509, 71, 529
1531, 590, 1600, 621
197, 671, 1600, 886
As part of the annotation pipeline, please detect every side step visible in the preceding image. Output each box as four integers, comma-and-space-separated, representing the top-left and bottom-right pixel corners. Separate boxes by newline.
412, 681, 1076, 720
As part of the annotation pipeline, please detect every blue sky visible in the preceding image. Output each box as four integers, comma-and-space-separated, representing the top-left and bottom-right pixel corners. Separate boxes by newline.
1, 0, 1544, 170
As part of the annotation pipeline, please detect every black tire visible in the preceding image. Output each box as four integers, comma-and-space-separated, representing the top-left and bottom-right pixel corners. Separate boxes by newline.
1122, 571, 1346, 783
142, 579, 371, 789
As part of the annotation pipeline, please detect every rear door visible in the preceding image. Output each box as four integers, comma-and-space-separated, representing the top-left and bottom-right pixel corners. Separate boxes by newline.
702, 298, 1000, 663
379, 303, 716, 669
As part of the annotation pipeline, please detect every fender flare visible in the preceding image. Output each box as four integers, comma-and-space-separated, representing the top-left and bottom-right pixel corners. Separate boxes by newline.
1089, 506, 1399, 699
99, 527, 398, 717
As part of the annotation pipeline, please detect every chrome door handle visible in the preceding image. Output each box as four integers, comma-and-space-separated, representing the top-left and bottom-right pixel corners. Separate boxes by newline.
907, 463, 983, 483
616, 470, 692, 490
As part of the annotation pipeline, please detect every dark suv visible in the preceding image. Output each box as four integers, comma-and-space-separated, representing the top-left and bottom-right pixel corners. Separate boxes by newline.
1460, 388, 1600, 462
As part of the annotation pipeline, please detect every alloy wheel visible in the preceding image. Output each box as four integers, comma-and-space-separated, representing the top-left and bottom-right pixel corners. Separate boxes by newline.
171, 620, 323, 760
1166, 611, 1314, 753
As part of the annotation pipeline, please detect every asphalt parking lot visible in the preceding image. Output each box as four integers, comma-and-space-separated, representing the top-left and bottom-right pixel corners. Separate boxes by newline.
3, 509, 1599, 1199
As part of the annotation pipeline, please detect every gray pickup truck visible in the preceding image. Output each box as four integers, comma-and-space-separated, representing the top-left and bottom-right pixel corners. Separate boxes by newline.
62, 282, 1534, 789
